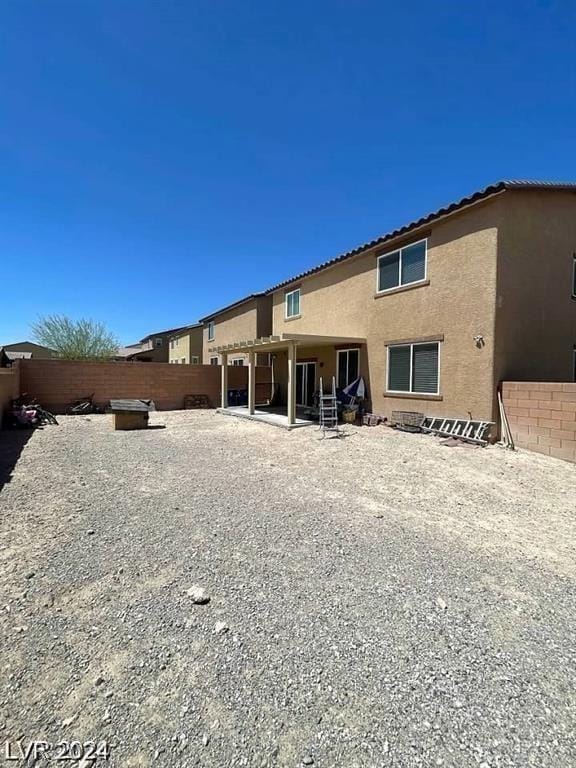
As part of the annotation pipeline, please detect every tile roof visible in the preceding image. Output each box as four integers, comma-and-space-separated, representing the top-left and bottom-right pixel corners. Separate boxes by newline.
199, 293, 267, 323
168, 323, 202, 338
264, 180, 576, 293
139, 326, 187, 342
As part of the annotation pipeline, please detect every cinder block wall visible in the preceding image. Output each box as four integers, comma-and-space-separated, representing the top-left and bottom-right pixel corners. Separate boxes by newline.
0, 368, 20, 428
502, 382, 576, 462
19, 360, 271, 413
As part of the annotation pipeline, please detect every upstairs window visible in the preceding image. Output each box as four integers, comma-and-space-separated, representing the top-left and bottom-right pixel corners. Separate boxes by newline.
285, 288, 301, 318
377, 240, 427, 293
387, 342, 439, 395
155, 338, 163, 348
207, 321, 215, 341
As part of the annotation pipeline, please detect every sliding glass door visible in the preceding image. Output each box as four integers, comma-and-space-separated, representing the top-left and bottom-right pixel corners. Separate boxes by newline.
296, 362, 316, 406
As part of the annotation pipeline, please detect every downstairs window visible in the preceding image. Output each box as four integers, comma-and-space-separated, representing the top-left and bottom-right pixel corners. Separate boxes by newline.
387, 342, 440, 395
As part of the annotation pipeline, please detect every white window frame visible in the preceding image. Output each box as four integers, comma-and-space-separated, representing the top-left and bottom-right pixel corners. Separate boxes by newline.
386, 341, 441, 396
376, 238, 428, 295
285, 288, 301, 319
210, 356, 219, 365
231, 358, 244, 366
336, 348, 360, 388
191, 356, 199, 365
207, 321, 215, 341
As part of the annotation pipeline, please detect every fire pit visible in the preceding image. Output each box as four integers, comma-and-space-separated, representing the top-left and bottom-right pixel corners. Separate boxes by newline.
109, 399, 155, 430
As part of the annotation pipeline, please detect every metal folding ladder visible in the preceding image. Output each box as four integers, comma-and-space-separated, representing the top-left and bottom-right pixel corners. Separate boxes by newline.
318, 376, 340, 437
420, 416, 494, 445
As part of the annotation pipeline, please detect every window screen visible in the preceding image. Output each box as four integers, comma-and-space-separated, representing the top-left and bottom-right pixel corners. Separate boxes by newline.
400, 242, 426, 285
388, 345, 411, 391
378, 252, 400, 292
412, 343, 439, 394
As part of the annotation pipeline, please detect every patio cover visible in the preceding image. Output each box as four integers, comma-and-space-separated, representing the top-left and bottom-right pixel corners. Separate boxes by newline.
209, 332, 365, 355
209, 332, 366, 425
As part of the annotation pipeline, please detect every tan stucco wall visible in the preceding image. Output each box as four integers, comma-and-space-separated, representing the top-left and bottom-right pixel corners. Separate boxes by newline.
494, 190, 576, 385
169, 327, 203, 364
169, 333, 190, 364
202, 296, 272, 365
271, 198, 502, 421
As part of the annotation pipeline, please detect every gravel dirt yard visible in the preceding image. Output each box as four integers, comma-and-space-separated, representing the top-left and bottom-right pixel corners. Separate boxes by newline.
0, 410, 575, 768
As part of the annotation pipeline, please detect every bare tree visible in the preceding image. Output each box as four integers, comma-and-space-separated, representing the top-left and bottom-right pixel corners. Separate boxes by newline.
31, 314, 119, 360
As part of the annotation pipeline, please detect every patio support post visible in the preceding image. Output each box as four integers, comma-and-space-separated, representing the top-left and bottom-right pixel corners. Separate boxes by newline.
248, 350, 256, 415
287, 341, 296, 426
220, 353, 228, 408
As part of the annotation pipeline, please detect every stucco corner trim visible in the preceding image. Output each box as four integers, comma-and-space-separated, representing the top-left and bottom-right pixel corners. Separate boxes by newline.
374, 280, 430, 300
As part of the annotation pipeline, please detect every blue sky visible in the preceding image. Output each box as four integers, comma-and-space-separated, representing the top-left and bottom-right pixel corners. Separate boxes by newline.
1, 1, 575, 344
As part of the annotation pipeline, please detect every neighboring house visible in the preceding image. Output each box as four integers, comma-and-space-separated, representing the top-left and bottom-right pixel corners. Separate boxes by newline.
116, 327, 185, 362
209, 180, 576, 426
0, 341, 56, 360
199, 294, 273, 366
168, 324, 203, 364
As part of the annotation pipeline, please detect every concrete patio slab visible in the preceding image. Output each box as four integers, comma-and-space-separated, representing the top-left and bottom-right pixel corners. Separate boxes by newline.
216, 405, 314, 429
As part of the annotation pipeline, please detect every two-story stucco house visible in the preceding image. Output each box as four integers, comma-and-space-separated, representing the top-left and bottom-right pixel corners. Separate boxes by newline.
168, 324, 203, 364
209, 181, 576, 428
116, 327, 186, 362
199, 294, 273, 366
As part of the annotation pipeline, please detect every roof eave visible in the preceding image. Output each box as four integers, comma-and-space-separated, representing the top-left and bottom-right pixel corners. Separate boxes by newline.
264, 180, 576, 294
